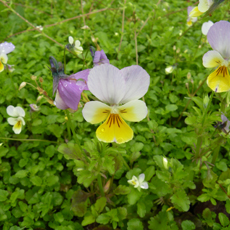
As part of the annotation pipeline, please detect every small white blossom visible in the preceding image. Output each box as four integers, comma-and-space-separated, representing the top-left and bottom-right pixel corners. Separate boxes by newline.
128, 173, 148, 191
68, 36, 83, 55
36, 25, 43, 31
7, 105, 25, 134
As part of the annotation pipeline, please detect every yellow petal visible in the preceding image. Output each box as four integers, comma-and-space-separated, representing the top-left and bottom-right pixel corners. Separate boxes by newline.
207, 66, 230, 92
0, 61, 4, 72
189, 6, 203, 17
96, 114, 133, 144
13, 120, 22, 134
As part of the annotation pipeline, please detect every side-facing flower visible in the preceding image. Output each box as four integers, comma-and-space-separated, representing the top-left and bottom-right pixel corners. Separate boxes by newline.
30, 104, 40, 112
68, 36, 83, 55
90, 47, 110, 66
187, 7, 198, 26
128, 174, 148, 191
49, 56, 90, 110
7, 105, 25, 134
214, 113, 230, 134
202, 20, 214, 35
0, 42, 15, 72
202, 21, 230, 92
82, 64, 150, 144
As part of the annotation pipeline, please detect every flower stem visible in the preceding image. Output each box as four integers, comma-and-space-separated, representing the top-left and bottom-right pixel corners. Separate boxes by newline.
65, 111, 72, 141
211, 145, 221, 165
97, 172, 105, 197
0, 137, 57, 143
64, 48, 66, 73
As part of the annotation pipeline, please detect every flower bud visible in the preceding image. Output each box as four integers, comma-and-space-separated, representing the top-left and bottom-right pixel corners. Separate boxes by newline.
37, 95, 43, 101
39, 77, 43, 83
31, 75, 37, 81
19, 82, 27, 90
163, 157, 168, 169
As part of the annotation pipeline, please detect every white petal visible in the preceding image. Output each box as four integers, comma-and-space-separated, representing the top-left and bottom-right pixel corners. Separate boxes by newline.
138, 173, 145, 183
140, 182, 148, 189
75, 40, 81, 48
203, 50, 225, 68
7, 117, 17, 125
202, 21, 214, 35
15, 107, 25, 117
0, 53, 8, 64
7, 105, 17, 116
118, 100, 148, 122
198, 0, 212, 12
20, 117, 25, 125
119, 65, 150, 104
82, 101, 111, 124
13, 123, 22, 134
0, 42, 15, 54
87, 64, 126, 104
68, 36, 74, 45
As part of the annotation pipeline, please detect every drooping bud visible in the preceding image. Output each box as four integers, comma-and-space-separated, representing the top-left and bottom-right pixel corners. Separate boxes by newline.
19, 82, 27, 90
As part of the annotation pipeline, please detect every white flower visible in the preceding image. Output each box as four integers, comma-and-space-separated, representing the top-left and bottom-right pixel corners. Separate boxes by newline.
165, 66, 175, 74
7, 106, 25, 134
36, 25, 43, 31
68, 36, 83, 55
0, 42, 15, 73
163, 157, 168, 169
201, 20, 214, 35
128, 174, 148, 191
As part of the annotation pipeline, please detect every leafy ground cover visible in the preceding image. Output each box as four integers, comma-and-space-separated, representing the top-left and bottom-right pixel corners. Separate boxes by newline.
1, 0, 230, 229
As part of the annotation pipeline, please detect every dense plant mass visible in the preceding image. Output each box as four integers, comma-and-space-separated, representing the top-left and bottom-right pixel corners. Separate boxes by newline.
1, 0, 230, 229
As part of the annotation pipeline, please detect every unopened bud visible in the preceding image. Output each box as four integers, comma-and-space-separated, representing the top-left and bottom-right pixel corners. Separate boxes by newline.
173, 46, 176, 51
37, 95, 43, 101
81, 25, 90, 30
163, 157, 168, 169
31, 75, 37, 81
187, 72, 191, 80
191, 79, 194, 84
104, 179, 112, 193
39, 77, 43, 83
19, 82, 27, 90
176, 48, 180, 54
185, 82, 189, 89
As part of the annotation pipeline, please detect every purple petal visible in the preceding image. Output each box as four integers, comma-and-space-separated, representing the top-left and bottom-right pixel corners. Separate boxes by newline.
54, 90, 69, 110
57, 79, 84, 110
93, 50, 110, 66
187, 6, 194, 15
207, 21, 230, 59
69, 69, 90, 82
0, 42, 15, 54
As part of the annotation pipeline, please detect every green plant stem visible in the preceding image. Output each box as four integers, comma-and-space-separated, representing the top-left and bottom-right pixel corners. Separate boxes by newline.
201, 91, 214, 126
211, 145, 221, 165
97, 172, 105, 197
0, 137, 57, 143
65, 111, 72, 141
64, 48, 66, 73
66, 110, 77, 142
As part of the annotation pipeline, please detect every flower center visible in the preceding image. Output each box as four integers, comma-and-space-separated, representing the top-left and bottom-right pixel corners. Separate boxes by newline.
15, 120, 22, 128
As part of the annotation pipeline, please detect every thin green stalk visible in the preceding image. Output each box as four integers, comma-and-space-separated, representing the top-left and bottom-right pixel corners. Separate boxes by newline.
0, 137, 57, 143
201, 91, 214, 126
97, 172, 105, 197
211, 145, 221, 165
64, 48, 66, 73
65, 111, 72, 140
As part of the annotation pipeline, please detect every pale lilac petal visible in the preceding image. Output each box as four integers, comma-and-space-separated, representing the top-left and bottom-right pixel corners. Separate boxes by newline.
93, 50, 110, 66
82, 101, 111, 124
140, 182, 148, 189
187, 6, 194, 15
0, 42, 15, 54
57, 79, 83, 110
207, 21, 230, 59
15, 107, 25, 117
119, 65, 150, 104
69, 69, 90, 90
87, 64, 126, 104
54, 90, 69, 110
202, 21, 214, 35
203, 50, 225, 68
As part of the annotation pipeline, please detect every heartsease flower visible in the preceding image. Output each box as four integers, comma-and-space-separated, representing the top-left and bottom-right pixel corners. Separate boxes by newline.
187, 7, 198, 26
90, 47, 109, 66
30, 104, 40, 112
128, 174, 148, 191
7, 105, 25, 134
214, 113, 230, 134
0, 42, 15, 72
202, 20, 214, 35
68, 36, 83, 55
82, 64, 150, 144
189, 0, 214, 18
202, 21, 230, 92
49, 56, 89, 110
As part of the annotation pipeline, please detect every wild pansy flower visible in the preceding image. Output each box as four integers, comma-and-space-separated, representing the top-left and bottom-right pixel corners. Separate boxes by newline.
90, 47, 109, 66
30, 104, 40, 112
82, 64, 150, 144
49, 56, 89, 110
187, 7, 198, 26
202, 20, 214, 35
202, 21, 230, 92
7, 105, 25, 134
68, 36, 83, 55
0, 42, 15, 72
214, 114, 230, 134
128, 174, 148, 191
189, 0, 214, 18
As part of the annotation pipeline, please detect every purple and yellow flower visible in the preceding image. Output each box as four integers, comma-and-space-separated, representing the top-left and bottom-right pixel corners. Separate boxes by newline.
54, 69, 90, 110
128, 174, 148, 191
202, 21, 230, 92
93, 50, 109, 66
0, 42, 15, 72
189, 0, 214, 18
7, 105, 25, 134
82, 64, 150, 144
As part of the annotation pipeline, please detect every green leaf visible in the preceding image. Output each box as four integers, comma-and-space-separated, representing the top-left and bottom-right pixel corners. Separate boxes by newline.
181, 220, 196, 230
170, 189, 190, 212
82, 213, 96, 226
218, 213, 229, 227
202, 208, 213, 227
225, 199, 230, 214
58, 142, 82, 160
15, 170, 28, 178
127, 218, 143, 230
144, 166, 155, 181
113, 185, 131, 195
95, 197, 107, 213
127, 188, 142, 205
30, 176, 42, 186
0, 189, 9, 201
137, 201, 146, 218
165, 104, 178, 111
96, 213, 110, 225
